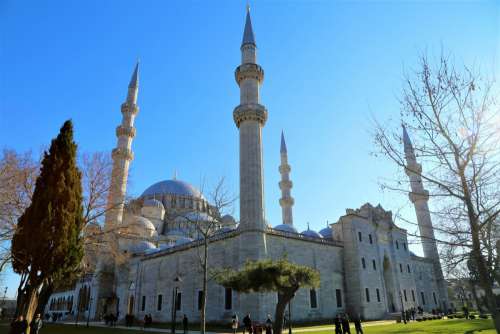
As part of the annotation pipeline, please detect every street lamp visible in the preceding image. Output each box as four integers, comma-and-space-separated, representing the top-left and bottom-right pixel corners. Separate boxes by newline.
171, 276, 182, 334
86, 296, 93, 328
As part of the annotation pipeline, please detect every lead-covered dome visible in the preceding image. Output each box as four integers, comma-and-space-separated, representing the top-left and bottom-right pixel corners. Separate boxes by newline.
122, 215, 157, 238
143, 198, 164, 209
141, 179, 204, 199
274, 224, 298, 234
301, 228, 323, 239
319, 226, 333, 239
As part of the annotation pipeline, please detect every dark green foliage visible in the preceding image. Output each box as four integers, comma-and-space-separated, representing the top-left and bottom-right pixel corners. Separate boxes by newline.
11, 120, 84, 317
216, 258, 320, 293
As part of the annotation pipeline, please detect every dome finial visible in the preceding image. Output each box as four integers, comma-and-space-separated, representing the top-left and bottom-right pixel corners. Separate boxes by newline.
307, 222, 310, 231
173, 169, 177, 180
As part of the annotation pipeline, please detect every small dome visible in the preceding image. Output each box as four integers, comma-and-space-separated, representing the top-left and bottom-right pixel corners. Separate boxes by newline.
175, 237, 194, 246
143, 198, 164, 209
216, 226, 236, 234
141, 179, 204, 199
123, 215, 157, 238
301, 229, 323, 239
129, 241, 157, 253
319, 227, 333, 239
221, 215, 236, 225
274, 224, 298, 234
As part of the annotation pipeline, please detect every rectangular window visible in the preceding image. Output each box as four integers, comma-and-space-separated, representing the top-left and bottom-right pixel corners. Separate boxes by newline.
225, 288, 232, 310
433, 292, 437, 305
310, 289, 318, 309
361, 258, 366, 269
421, 292, 426, 305
404, 290, 407, 302
376, 288, 381, 302
365, 288, 370, 302
369, 234, 373, 244
358, 232, 362, 242
399, 263, 403, 273
198, 291, 204, 310
411, 290, 415, 302
336, 289, 342, 308
141, 296, 146, 311
403, 242, 407, 250
176, 292, 182, 311
372, 259, 377, 270
157, 294, 163, 311
396, 240, 399, 249
407, 264, 411, 273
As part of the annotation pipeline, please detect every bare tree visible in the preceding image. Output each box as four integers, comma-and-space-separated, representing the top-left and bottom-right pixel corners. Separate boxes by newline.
374, 53, 500, 331
179, 178, 236, 334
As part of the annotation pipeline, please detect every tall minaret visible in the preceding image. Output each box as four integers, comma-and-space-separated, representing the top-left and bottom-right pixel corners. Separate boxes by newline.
104, 62, 139, 230
234, 7, 268, 231
279, 131, 294, 226
403, 125, 449, 309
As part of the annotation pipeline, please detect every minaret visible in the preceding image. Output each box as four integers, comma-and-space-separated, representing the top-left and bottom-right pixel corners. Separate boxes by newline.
403, 125, 449, 309
279, 131, 294, 226
234, 7, 268, 231
104, 62, 139, 230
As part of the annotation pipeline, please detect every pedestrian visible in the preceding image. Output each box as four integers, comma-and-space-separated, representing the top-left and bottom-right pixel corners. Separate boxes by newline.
401, 310, 406, 324
353, 315, 363, 334
183, 314, 188, 334
30, 313, 43, 334
341, 314, 351, 334
231, 314, 239, 334
243, 313, 252, 334
334, 315, 342, 334
265, 314, 273, 334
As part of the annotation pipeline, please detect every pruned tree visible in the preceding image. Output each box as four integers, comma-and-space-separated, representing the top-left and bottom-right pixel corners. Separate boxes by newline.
179, 177, 236, 334
216, 258, 320, 334
11, 120, 85, 329
374, 52, 500, 331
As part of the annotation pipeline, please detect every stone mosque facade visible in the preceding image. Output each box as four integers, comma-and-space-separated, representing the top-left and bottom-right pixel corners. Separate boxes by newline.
46, 9, 449, 323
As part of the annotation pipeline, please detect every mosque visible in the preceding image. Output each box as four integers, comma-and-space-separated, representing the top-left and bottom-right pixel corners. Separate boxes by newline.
45, 8, 449, 323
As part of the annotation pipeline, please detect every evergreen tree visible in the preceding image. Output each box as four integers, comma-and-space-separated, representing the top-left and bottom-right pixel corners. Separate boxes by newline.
216, 258, 320, 334
11, 120, 84, 326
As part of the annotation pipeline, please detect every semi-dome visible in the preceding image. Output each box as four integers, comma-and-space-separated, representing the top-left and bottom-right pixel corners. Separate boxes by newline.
141, 179, 204, 199
301, 228, 323, 239
319, 226, 333, 239
123, 215, 157, 238
143, 198, 164, 209
221, 215, 236, 225
274, 224, 298, 234
174, 211, 215, 223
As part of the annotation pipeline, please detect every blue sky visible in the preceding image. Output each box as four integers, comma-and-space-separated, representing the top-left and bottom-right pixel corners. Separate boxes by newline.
1, 0, 498, 298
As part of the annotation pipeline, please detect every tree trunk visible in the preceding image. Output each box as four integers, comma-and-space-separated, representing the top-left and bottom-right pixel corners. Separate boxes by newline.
273, 293, 291, 334
35, 282, 54, 316
200, 239, 208, 334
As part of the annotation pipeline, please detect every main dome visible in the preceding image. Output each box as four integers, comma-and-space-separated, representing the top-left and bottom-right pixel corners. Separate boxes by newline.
141, 179, 204, 199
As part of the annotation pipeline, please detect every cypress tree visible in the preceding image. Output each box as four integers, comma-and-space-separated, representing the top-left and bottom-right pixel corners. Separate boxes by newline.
11, 120, 84, 324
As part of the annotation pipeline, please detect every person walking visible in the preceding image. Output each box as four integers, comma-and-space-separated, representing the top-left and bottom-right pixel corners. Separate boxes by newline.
265, 314, 273, 334
334, 315, 342, 334
231, 314, 239, 334
341, 314, 351, 334
183, 314, 188, 334
243, 314, 252, 334
30, 314, 43, 334
353, 315, 363, 334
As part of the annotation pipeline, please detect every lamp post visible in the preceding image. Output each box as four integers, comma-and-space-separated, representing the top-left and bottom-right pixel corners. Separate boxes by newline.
171, 276, 182, 334
86, 296, 93, 328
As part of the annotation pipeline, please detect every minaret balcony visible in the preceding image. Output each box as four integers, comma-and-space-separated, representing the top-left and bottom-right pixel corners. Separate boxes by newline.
116, 125, 136, 138
121, 102, 139, 115
233, 103, 268, 127
279, 197, 294, 207
409, 190, 429, 203
112, 147, 134, 161
235, 63, 264, 85
279, 164, 291, 174
279, 180, 293, 190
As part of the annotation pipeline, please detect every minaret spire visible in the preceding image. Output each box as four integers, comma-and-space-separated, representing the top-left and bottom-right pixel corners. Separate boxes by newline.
279, 131, 294, 226
403, 125, 449, 309
234, 6, 267, 232
104, 62, 140, 230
